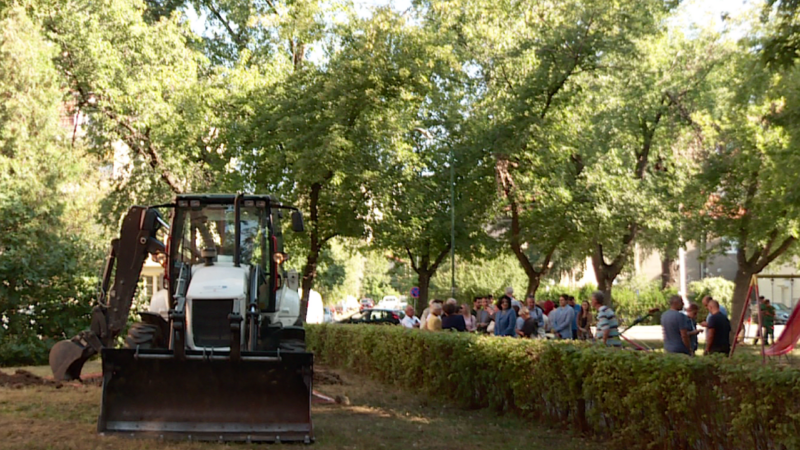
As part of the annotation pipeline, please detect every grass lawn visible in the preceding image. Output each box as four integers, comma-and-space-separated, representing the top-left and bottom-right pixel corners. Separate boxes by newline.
627, 338, 800, 367
0, 364, 599, 450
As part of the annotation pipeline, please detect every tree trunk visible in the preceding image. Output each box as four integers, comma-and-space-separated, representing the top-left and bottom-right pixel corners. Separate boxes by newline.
661, 256, 678, 290
296, 182, 323, 326
297, 243, 319, 326
595, 273, 613, 307
527, 276, 542, 299
416, 271, 431, 313
591, 248, 619, 306
503, 186, 556, 300
407, 244, 449, 313
730, 268, 755, 342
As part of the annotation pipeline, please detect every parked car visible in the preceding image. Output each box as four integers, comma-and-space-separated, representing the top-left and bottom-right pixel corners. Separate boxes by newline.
773, 303, 792, 325
337, 308, 403, 325
359, 298, 374, 312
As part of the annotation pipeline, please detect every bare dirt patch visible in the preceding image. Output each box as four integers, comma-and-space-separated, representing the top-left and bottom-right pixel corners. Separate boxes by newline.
0, 370, 63, 389
314, 367, 345, 385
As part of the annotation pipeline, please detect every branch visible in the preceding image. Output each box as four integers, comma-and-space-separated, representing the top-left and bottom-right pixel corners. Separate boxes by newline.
756, 236, 797, 272
429, 243, 452, 274
104, 110, 184, 193
537, 240, 559, 276
320, 234, 337, 246
499, 64, 516, 94
635, 97, 666, 180
540, 13, 595, 120
204, 0, 245, 46
406, 247, 419, 273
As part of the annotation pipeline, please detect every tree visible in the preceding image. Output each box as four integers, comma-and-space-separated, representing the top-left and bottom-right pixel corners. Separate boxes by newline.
423, 0, 681, 298
0, 7, 100, 365
234, 10, 451, 320
34, 0, 215, 222
360, 251, 397, 301
430, 254, 529, 304
579, 30, 725, 304
371, 121, 496, 311
685, 46, 800, 332
762, 0, 800, 68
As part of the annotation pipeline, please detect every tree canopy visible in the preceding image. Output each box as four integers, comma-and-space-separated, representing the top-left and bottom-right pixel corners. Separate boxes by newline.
3, 0, 800, 357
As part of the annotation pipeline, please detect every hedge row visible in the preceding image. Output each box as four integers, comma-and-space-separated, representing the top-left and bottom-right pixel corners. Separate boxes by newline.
307, 324, 800, 450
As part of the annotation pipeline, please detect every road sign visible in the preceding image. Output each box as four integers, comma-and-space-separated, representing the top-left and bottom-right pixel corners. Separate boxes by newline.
410, 287, 420, 298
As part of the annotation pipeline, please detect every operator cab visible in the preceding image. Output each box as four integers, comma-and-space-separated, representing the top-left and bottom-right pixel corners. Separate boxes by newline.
165, 194, 303, 350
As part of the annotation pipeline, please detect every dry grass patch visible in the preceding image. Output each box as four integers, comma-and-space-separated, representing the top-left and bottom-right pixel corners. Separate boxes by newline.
0, 365, 599, 450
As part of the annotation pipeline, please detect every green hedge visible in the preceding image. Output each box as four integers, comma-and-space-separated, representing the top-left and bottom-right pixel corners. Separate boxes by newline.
307, 324, 800, 450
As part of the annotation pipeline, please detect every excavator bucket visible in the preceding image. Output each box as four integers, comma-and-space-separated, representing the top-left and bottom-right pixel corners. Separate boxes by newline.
98, 348, 314, 443
49, 339, 92, 381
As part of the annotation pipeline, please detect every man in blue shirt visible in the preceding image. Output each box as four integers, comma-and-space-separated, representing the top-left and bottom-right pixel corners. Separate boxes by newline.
568, 296, 581, 340
661, 295, 693, 355
550, 295, 575, 339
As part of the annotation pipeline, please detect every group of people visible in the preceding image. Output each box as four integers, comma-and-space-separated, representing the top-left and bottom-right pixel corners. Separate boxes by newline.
660, 295, 731, 356
400, 287, 623, 347
661, 293, 778, 356
399, 286, 774, 357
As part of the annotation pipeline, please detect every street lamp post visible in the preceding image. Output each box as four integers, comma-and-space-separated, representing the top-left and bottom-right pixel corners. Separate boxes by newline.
449, 145, 455, 298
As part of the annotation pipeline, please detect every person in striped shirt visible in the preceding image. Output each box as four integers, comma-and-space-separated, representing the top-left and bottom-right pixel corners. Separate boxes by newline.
591, 291, 621, 347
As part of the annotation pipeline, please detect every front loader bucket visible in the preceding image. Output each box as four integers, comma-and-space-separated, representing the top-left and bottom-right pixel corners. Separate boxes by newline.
98, 348, 314, 443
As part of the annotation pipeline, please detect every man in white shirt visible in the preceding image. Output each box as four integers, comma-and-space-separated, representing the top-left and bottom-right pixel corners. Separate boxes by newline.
400, 305, 421, 329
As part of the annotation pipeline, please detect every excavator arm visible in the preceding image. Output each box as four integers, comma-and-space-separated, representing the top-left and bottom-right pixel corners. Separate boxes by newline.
49, 206, 166, 381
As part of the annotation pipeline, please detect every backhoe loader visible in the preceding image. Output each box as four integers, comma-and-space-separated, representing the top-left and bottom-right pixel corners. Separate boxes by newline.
48, 194, 314, 442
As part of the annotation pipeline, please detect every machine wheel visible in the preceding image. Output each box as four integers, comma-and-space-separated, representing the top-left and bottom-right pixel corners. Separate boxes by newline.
279, 339, 307, 352
124, 322, 165, 349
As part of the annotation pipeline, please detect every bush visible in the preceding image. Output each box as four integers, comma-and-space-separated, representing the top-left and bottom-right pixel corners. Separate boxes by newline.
539, 279, 671, 325
612, 279, 673, 325
689, 277, 734, 318
308, 325, 800, 450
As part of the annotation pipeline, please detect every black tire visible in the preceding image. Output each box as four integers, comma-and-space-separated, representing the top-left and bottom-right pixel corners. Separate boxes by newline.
124, 322, 164, 349
279, 339, 306, 353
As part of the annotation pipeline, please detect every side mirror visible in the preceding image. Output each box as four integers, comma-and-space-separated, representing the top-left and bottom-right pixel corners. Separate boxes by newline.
291, 210, 304, 232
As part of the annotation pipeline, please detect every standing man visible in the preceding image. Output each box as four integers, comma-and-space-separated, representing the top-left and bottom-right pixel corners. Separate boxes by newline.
550, 295, 575, 339
400, 305, 421, 329
686, 303, 703, 354
755, 298, 776, 346
476, 297, 492, 333
705, 300, 732, 356
526, 295, 546, 339
700, 295, 728, 326
568, 296, 581, 340
661, 295, 693, 355
506, 287, 521, 310
591, 291, 621, 347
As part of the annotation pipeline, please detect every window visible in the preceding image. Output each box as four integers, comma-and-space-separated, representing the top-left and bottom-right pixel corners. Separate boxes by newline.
370, 311, 388, 321
142, 276, 155, 298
